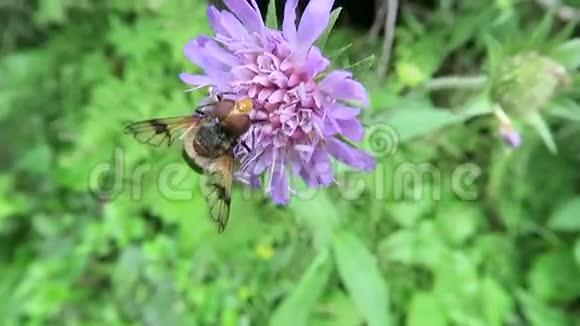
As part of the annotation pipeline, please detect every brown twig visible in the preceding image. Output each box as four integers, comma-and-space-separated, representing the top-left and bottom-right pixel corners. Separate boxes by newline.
376, 0, 398, 81
367, 0, 387, 43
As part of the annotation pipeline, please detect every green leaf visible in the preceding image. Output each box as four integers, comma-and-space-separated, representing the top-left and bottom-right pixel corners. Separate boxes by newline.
407, 291, 446, 326
379, 221, 448, 268
0, 176, 26, 219
484, 34, 504, 74
316, 7, 343, 50
35, 0, 66, 24
378, 230, 421, 265
290, 190, 340, 248
385, 106, 462, 142
266, 0, 279, 29
482, 277, 513, 326
344, 55, 375, 78
388, 201, 428, 228
527, 12, 554, 49
552, 38, 580, 70
548, 197, 580, 231
329, 43, 352, 60
517, 291, 570, 326
270, 251, 332, 326
112, 246, 144, 295
525, 112, 557, 154
435, 203, 481, 246
574, 238, 580, 267
547, 19, 576, 50
528, 248, 580, 302
548, 98, 580, 121
310, 291, 364, 326
333, 231, 390, 326
432, 252, 480, 324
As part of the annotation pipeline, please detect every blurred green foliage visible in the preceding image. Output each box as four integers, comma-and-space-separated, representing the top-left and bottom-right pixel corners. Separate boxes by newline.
1, 0, 580, 325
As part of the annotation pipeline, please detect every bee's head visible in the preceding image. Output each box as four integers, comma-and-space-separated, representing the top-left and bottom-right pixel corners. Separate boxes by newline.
234, 98, 253, 114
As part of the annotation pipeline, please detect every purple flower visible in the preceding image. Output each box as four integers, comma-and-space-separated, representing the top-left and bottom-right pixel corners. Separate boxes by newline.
494, 104, 522, 148
500, 127, 522, 148
180, 0, 376, 204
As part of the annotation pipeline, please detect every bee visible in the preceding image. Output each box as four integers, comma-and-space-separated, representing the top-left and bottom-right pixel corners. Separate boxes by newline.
123, 93, 254, 233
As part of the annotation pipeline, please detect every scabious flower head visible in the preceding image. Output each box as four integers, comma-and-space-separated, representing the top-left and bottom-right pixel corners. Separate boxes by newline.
490, 52, 570, 116
490, 52, 570, 149
180, 0, 376, 204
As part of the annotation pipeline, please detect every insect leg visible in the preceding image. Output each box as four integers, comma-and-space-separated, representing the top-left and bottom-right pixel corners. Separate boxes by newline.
251, 125, 257, 151
251, 118, 267, 123
241, 140, 251, 153
195, 101, 219, 116
216, 91, 239, 101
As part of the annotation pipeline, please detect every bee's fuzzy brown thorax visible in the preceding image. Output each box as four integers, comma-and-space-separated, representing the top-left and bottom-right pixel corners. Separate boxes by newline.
210, 98, 252, 137
222, 113, 251, 137
213, 100, 235, 121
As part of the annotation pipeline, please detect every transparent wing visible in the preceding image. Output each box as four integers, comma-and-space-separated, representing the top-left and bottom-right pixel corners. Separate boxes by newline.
204, 154, 234, 233
123, 115, 201, 147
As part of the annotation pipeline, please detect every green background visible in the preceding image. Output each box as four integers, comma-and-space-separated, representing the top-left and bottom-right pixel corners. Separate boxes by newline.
2, 0, 580, 325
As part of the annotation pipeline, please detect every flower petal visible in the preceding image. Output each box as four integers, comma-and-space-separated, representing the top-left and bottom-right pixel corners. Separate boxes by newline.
179, 73, 212, 87
184, 36, 238, 73
319, 70, 369, 106
223, 0, 264, 34
282, 0, 298, 44
337, 118, 364, 141
252, 147, 272, 176
320, 70, 352, 87
328, 102, 361, 119
326, 137, 376, 171
334, 79, 368, 106
269, 71, 288, 88
270, 164, 289, 204
207, 6, 228, 36
209, 7, 250, 40
304, 146, 334, 187
323, 116, 341, 136
500, 127, 522, 147
231, 65, 257, 81
268, 89, 286, 103
296, 0, 334, 54
302, 46, 330, 78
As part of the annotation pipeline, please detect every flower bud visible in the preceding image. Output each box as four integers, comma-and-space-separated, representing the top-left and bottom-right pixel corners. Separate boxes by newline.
490, 52, 569, 117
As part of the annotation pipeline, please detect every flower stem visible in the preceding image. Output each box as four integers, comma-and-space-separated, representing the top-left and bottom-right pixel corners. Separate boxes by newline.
424, 75, 488, 91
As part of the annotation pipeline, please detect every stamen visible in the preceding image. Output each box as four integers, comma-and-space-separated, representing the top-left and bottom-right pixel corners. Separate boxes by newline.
185, 85, 206, 92
238, 132, 264, 171
267, 150, 277, 193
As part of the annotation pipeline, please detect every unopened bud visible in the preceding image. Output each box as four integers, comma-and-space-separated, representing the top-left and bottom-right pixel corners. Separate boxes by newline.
490, 52, 569, 117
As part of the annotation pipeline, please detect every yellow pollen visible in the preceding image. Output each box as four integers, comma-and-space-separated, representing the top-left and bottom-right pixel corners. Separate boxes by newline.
255, 243, 275, 260
236, 98, 253, 113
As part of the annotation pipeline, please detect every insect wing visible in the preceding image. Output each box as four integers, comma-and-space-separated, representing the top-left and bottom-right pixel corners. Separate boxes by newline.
124, 116, 201, 147
204, 154, 234, 233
